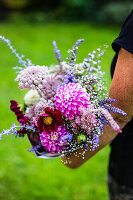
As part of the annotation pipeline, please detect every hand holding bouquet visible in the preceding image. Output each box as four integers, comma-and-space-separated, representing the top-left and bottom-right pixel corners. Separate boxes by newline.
0, 36, 126, 159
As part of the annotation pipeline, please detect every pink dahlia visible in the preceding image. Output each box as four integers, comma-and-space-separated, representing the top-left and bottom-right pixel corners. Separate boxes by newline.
40, 126, 69, 153
55, 83, 90, 119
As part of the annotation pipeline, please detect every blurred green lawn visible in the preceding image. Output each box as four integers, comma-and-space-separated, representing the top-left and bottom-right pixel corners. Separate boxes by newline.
0, 21, 120, 200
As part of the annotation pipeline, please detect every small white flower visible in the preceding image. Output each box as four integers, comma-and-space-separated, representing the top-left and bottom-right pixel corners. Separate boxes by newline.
24, 90, 40, 106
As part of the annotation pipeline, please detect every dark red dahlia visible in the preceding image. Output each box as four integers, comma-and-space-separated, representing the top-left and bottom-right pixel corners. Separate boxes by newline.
37, 107, 63, 134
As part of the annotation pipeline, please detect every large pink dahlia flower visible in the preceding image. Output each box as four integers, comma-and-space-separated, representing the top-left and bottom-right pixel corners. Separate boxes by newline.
55, 83, 90, 119
40, 126, 69, 153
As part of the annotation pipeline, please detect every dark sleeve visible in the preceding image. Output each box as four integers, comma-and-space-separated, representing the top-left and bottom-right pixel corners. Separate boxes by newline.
112, 10, 133, 54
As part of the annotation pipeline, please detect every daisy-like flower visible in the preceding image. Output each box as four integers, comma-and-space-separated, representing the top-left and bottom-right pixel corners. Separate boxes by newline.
55, 83, 90, 120
37, 107, 63, 134
40, 125, 69, 153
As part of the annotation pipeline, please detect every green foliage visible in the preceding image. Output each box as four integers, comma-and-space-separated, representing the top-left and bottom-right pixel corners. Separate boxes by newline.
1, 0, 133, 25
0, 21, 120, 200
101, 1, 133, 25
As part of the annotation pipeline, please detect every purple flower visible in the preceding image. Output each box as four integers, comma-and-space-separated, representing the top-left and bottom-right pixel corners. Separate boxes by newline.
67, 39, 84, 66
62, 73, 76, 84
92, 134, 100, 151
53, 41, 62, 64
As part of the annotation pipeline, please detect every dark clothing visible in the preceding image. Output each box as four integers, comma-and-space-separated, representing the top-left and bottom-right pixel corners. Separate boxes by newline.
108, 175, 133, 200
112, 10, 133, 55
108, 10, 133, 189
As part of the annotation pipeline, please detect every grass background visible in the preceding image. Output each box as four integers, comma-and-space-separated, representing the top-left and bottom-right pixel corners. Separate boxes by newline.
0, 21, 120, 200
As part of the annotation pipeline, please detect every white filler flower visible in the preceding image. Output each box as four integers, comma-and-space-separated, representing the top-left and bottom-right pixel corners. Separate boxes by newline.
24, 90, 40, 106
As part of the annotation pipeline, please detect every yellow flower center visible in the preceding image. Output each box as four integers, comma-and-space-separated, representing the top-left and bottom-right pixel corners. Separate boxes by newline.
43, 116, 53, 125
51, 135, 57, 140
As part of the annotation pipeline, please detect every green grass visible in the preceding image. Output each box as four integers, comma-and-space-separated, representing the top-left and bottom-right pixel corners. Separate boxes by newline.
0, 21, 121, 200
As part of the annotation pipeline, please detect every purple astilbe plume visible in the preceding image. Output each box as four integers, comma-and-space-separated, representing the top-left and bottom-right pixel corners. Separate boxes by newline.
0, 35, 34, 71
67, 39, 84, 67
55, 83, 90, 120
15, 65, 49, 95
53, 41, 62, 67
40, 125, 69, 153
42, 74, 62, 102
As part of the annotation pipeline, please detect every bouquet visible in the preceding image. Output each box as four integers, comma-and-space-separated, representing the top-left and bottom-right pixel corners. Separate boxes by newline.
0, 36, 126, 159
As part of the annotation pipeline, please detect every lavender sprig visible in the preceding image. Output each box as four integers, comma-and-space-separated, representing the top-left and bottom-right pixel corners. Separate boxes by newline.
0, 123, 36, 140
0, 35, 34, 71
103, 104, 127, 116
83, 45, 108, 73
62, 72, 76, 84
53, 41, 62, 69
0, 123, 18, 140
67, 39, 84, 67
28, 143, 42, 153
99, 98, 117, 105
98, 98, 127, 116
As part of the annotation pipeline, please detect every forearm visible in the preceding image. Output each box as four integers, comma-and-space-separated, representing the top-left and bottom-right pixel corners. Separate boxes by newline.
61, 48, 133, 168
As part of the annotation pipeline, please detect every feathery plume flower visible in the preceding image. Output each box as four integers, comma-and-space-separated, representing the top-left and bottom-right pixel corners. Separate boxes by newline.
55, 83, 90, 120
40, 125, 69, 153
100, 108, 122, 133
